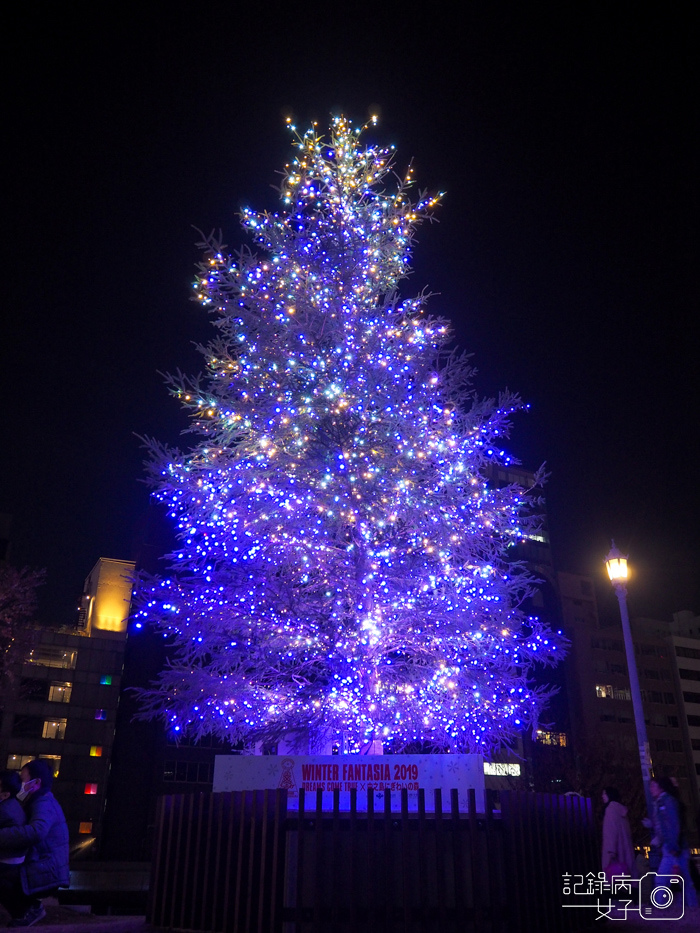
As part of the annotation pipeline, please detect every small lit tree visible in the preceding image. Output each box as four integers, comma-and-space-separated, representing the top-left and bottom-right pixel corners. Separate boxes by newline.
0, 564, 45, 690
135, 117, 566, 754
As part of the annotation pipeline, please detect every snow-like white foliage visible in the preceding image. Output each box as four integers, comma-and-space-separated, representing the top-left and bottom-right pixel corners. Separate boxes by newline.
134, 117, 566, 754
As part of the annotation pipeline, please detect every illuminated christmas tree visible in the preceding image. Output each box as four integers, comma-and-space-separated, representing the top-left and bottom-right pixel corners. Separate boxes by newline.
135, 117, 565, 754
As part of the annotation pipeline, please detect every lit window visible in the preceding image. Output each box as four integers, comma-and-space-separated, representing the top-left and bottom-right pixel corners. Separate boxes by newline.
89, 746, 102, 757
42, 720, 67, 740
84, 784, 98, 795
6, 754, 29, 770
163, 760, 213, 783
41, 755, 61, 777
523, 532, 547, 543
94, 709, 106, 721
79, 822, 93, 834
48, 682, 72, 703
535, 730, 568, 747
9, 753, 61, 775
596, 685, 613, 699
25, 647, 77, 669
100, 675, 112, 685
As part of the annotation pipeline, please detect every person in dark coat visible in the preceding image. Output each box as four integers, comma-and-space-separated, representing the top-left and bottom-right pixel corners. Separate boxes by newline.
0, 769, 28, 920
650, 776, 698, 910
0, 759, 69, 927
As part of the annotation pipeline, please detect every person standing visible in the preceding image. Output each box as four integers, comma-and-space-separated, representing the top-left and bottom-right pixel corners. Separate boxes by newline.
601, 786, 635, 877
650, 776, 698, 910
0, 759, 69, 927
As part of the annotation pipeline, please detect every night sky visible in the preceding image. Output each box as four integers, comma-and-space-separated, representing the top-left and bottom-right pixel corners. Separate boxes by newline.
3, 4, 698, 626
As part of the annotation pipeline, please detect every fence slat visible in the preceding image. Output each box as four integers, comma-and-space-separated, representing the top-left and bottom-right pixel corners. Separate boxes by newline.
256, 790, 269, 933
295, 787, 306, 933
433, 788, 448, 933
416, 789, 428, 933
313, 787, 323, 933
383, 790, 393, 933
331, 788, 341, 932
367, 787, 377, 933
499, 791, 521, 931
173, 793, 188, 929
349, 787, 358, 933
146, 794, 167, 926
221, 792, 235, 931
463, 787, 477, 930
483, 789, 500, 933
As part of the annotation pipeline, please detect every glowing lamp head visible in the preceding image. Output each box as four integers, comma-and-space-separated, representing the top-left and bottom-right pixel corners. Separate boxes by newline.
605, 541, 628, 584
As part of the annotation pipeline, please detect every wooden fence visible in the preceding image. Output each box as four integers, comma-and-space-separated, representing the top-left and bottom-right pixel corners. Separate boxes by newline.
149, 789, 286, 933
148, 787, 598, 933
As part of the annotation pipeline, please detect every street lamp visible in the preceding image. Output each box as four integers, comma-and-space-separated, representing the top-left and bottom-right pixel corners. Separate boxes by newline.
605, 542, 653, 816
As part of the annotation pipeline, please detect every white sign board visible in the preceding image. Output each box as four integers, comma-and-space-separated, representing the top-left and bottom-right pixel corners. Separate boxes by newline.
213, 754, 484, 813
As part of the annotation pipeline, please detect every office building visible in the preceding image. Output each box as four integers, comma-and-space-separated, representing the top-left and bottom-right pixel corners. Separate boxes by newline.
0, 557, 134, 855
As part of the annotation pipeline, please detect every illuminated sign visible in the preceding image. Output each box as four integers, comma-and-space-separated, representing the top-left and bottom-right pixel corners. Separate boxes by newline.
483, 762, 521, 777
214, 754, 485, 812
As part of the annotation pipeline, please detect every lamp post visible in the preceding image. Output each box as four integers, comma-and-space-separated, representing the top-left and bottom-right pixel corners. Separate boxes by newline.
605, 542, 653, 816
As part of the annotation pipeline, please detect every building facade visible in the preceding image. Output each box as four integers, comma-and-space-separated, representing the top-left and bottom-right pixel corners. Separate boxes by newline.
0, 557, 134, 855
559, 571, 699, 839
670, 610, 700, 806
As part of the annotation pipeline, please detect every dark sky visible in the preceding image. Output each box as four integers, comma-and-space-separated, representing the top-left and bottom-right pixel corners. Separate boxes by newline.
3, 4, 698, 625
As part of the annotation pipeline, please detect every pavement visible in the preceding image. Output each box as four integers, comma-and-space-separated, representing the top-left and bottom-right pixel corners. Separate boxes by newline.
1, 899, 698, 931
0, 903, 149, 932
593, 904, 700, 931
